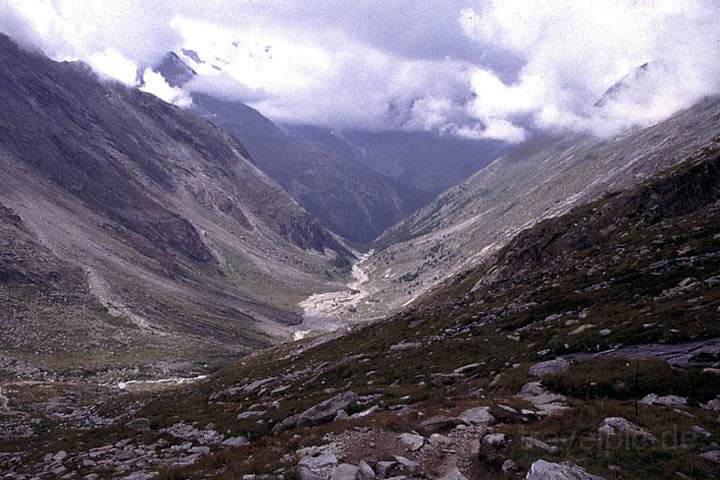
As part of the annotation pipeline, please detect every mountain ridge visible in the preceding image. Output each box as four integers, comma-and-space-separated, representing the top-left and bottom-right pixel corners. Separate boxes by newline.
0, 33, 353, 378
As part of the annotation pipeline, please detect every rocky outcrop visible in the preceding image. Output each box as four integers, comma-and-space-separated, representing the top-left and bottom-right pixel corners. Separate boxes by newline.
525, 460, 605, 480
459, 406, 495, 426
528, 358, 571, 377
298, 392, 360, 428
598, 417, 658, 445
639, 394, 688, 408
516, 382, 569, 415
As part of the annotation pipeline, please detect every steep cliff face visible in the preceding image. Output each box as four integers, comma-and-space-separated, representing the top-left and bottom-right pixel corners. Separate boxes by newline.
0, 34, 353, 372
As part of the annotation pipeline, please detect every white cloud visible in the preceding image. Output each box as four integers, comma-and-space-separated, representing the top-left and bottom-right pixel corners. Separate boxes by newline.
140, 69, 192, 107
1, 0, 719, 142
88, 50, 137, 86
460, 0, 720, 139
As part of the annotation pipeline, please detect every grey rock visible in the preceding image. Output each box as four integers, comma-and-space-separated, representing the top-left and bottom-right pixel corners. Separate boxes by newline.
702, 450, 720, 464
375, 461, 397, 477
502, 459, 519, 472
459, 406, 495, 425
351, 405, 379, 418
528, 358, 570, 377
53, 451, 68, 462
438, 468, 468, 480
299, 452, 339, 480
639, 394, 687, 407
190, 446, 211, 455
516, 382, 569, 415
418, 416, 466, 434
598, 417, 657, 444
237, 410, 266, 420
569, 324, 595, 336
273, 414, 300, 434
331, 464, 359, 480
393, 455, 422, 475
701, 399, 720, 411
398, 433, 424, 451
356, 461, 375, 480
298, 392, 359, 428
525, 460, 605, 480
483, 433, 507, 448
223, 436, 249, 447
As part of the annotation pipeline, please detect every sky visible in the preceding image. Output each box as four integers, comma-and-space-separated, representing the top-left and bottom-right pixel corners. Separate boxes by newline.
1, 0, 719, 143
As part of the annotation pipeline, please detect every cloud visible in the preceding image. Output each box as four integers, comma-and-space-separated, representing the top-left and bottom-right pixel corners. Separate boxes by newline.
1, 0, 719, 142
88, 50, 138, 86
140, 69, 192, 107
460, 0, 720, 138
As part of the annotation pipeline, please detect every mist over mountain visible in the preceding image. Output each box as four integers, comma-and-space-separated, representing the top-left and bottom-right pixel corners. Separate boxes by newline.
155, 51, 505, 243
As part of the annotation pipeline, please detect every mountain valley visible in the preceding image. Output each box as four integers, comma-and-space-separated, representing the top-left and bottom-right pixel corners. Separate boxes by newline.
0, 16, 720, 480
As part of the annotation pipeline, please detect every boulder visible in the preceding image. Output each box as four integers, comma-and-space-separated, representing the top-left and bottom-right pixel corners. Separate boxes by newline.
702, 450, 720, 464
331, 464, 359, 480
222, 436, 249, 447
273, 414, 300, 434
598, 417, 657, 444
569, 324, 595, 336
393, 455, 422, 475
298, 392, 360, 428
398, 433, 424, 451
375, 461, 397, 477
502, 459, 519, 473
237, 410, 266, 420
525, 460, 605, 480
299, 452, 338, 480
459, 406, 495, 426
516, 382, 569, 415
639, 394, 687, 407
528, 358, 570, 377
521, 436, 560, 453
418, 416, 467, 435
356, 461, 375, 480
701, 399, 720, 411
483, 433, 507, 448
438, 468, 468, 480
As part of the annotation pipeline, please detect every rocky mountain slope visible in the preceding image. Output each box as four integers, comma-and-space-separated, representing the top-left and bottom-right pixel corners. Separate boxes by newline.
190, 94, 431, 244
0, 34, 354, 381
340, 96, 720, 321
284, 126, 508, 196
3, 120, 719, 480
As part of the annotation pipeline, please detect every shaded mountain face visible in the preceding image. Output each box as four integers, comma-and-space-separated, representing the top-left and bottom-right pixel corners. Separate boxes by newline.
290, 127, 509, 194
0, 34, 353, 374
156, 52, 505, 244
328, 96, 720, 321
8, 130, 720, 480
191, 94, 431, 244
